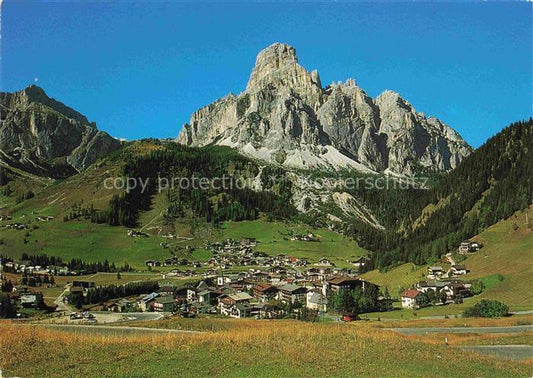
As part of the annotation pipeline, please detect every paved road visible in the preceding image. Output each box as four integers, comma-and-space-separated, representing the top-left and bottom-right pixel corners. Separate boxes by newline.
86, 311, 165, 321
120, 312, 166, 322
512, 310, 533, 315
35, 323, 204, 335
387, 325, 533, 335
461, 345, 533, 360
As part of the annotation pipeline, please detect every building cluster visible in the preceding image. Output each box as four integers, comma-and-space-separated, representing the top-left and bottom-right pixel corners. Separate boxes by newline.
0, 222, 28, 230
401, 265, 473, 309
0, 283, 42, 312
427, 265, 469, 280
145, 238, 314, 269
2, 260, 78, 276
142, 237, 375, 277
69, 311, 97, 323
127, 229, 149, 238
290, 233, 318, 242
87, 270, 383, 319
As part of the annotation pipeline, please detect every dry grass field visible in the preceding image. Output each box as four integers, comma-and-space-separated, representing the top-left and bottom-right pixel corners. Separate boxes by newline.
0, 318, 532, 377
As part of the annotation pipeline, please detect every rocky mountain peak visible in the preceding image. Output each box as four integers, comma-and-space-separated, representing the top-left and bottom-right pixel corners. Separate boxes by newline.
22, 84, 47, 101
177, 44, 472, 175
13, 84, 91, 125
253, 42, 298, 70
0, 86, 120, 175
246, 43, 322, 101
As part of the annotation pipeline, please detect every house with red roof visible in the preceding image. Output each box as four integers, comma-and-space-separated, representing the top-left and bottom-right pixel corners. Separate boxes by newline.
401, 289, 428, 309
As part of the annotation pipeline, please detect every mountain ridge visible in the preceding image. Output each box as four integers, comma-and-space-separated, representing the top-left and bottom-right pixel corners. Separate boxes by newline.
177, 43, 472, 175
0, 85, 121, 177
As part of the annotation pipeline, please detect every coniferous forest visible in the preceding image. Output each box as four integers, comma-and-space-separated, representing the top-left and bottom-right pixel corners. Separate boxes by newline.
94, 144, 298, 228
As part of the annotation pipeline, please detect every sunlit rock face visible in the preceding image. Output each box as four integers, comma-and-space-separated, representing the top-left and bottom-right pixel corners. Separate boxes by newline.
177, 43, 471, 175
0, 85, 121, 174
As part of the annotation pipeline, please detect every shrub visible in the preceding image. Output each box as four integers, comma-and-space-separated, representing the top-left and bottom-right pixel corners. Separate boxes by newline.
470, 280, 485, 295
463, 300, 509, 318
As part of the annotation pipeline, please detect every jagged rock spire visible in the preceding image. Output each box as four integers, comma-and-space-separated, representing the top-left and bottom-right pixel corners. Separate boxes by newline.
177, 44, 471, 175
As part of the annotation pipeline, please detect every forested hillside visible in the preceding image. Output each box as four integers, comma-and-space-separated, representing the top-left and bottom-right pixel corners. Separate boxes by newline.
357, 119, 532, 269
94, 142, 297, 228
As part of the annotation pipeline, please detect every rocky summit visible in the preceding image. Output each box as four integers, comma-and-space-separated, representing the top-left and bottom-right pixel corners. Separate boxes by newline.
0, 85, 121, 176
177, 43, 472, 175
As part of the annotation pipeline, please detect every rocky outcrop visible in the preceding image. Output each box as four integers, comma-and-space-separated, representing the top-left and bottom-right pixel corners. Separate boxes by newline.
0, 85, 121, 176
375, 90, 470, 174
177, 43, 471, 175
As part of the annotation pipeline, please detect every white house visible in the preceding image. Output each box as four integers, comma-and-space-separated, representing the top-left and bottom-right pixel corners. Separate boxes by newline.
427, 266, 445, 280
450, 265, 468, 276
401, 289, 428, 309
306, 290, 328, 312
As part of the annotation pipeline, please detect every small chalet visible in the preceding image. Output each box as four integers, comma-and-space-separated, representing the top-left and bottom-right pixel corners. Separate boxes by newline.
317, 258, 335, 267
117, 298, 137, 312
459, 241, 482, 254
327, 277, 368, 293
198, 289, 221, 305
256, 303, 281, 319
401, 289, 428, 309
139, 292, 159, 312
229, 302, 256, 318
427, 266, 444, 279
450, 265, 468, 276
306, 290, 328, 312
153, 296, 177, 312
72, 281, 95, 289
352, 256, 370, 268
158, 286, 176, 296
20, 294, 38, 308
145, 260, 161, 267
69, 286, 85, 294
241, 237, 257, 247
217, 274, 241, 286
219, 292, 253, 316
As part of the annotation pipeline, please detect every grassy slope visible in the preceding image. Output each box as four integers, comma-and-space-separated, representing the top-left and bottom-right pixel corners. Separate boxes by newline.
1, 320, 531, 377
0, 143, 368, 269
220, 219, 367, 266
0, 148, 191, 268
362, 206, 533, 314
462, 206, 533, 307
0, 216, 366, 270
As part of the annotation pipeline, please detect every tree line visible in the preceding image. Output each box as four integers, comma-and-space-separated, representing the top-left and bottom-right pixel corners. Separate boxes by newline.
12, 253, 133, 273
68, 281, 160, 308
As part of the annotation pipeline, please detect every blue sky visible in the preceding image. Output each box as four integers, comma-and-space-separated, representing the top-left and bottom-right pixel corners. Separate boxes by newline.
2, 2, 531, 148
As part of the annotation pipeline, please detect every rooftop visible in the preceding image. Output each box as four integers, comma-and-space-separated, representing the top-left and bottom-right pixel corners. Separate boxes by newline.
401, 289, 423, 299
279, 284, 306, 293
229, 292, 253, 302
